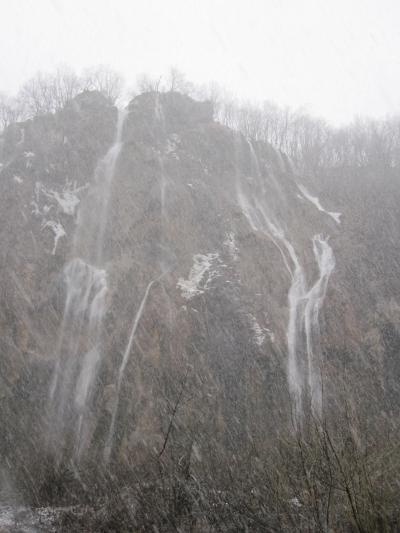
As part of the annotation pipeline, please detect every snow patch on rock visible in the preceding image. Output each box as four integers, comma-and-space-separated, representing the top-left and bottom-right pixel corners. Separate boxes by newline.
177, 253, 221, 299
42, 181, 87, 216
33, 180, 87, 217
24, 151, 35, 169
249, 314, 275, 346
224, 232, 238, 260
42, 220, 66, 254
165, 134, 181, 159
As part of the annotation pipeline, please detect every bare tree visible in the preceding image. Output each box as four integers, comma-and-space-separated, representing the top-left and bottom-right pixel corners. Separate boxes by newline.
52, 66, 82, 109
135, 72, 164, 94
18, 71, 55, 116
17, 67, 82, 117
0, 93, 25, 130
81, 65, 124, 104
165, 67, 194, 95
16, 66, 123, 118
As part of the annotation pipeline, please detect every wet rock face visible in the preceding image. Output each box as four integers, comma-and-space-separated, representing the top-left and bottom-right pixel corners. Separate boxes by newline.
1, 90, 400, 496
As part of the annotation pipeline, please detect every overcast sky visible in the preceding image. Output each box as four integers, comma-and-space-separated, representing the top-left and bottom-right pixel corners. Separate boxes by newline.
1, 0, 399, 124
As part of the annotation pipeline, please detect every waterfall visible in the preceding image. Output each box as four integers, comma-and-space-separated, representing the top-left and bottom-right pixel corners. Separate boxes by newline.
154, 94, 168, 218
48, 109, 128, 458
237, 138, 336, 418
104, 275, 165, 462
303, 235, 335, 413
73, 109, 127, 263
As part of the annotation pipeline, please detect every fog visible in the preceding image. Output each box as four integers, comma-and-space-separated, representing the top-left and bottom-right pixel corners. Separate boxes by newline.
1, 0, 400, 123
1, 2, 400, 531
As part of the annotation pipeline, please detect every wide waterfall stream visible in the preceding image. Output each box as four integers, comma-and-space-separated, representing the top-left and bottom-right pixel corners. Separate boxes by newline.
237, 139, 336, 418
48, 110, 128, 459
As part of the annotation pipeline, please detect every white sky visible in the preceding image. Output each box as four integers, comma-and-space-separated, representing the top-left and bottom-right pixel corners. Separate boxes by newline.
1, 0, 399, 124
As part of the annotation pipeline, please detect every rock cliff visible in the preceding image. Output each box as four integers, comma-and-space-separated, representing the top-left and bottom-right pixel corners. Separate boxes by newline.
1, 90, 399, 507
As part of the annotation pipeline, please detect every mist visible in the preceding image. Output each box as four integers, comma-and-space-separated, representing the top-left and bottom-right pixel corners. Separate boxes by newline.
1, 1, 400, 531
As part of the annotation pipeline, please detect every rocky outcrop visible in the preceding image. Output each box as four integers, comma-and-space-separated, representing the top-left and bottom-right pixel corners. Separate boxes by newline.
0, 90, 399, 503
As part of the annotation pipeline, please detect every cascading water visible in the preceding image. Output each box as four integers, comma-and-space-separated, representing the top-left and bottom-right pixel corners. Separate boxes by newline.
303, 235, 335, 413
154, 94, 169, 217
102, 96, 173, 462
237, 138, 336, 418
104, 277, 162, 462
48, 109, 127, 459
